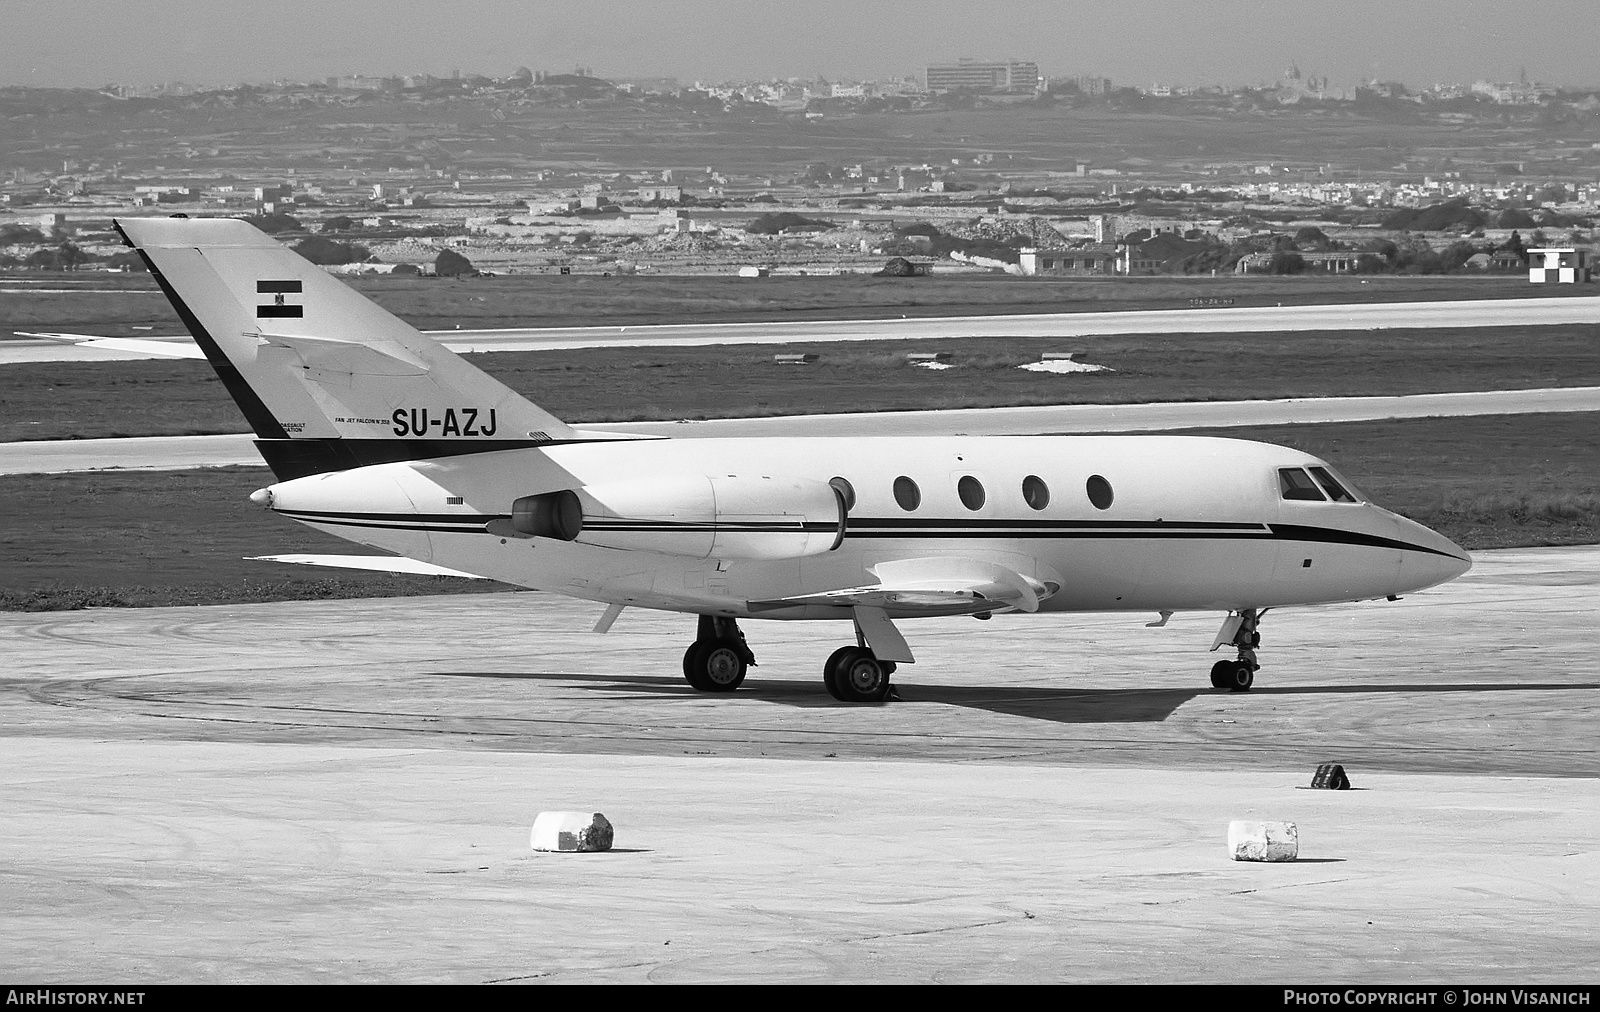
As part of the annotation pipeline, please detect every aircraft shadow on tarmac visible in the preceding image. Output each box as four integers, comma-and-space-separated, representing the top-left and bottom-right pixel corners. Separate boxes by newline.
435, 671, 1600, 726
437, 670, 1202, 723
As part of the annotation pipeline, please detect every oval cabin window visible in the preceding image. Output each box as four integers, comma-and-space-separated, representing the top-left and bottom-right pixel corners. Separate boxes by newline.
1086, 474, 1114, 510
893, 476, 921, 511
957, 476, 986, 511
1022, 475, 1050, 510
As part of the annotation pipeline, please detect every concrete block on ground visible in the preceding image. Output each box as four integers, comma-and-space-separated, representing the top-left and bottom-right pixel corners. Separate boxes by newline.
1228, 820, 1299, 862
531, 811, 614, 852
1311, 763, 1351, 790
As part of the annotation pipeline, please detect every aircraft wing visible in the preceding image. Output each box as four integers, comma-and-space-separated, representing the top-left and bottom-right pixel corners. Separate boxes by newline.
18, 332, 207, 359
748, 556, 1050, 615
249, 554, 487, 578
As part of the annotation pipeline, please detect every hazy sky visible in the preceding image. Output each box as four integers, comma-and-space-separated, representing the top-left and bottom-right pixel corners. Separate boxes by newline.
5, 0, 1597, 90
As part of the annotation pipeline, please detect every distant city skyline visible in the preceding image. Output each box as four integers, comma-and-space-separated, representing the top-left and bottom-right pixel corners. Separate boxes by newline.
4, 0, 1598, 91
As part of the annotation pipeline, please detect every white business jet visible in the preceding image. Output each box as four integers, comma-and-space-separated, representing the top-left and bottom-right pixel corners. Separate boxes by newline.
114, 217, 1471, 702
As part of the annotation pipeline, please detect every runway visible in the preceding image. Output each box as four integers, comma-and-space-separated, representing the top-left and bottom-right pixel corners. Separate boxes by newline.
7, 292, 1599, 363
1, 546, 1595, 981
4, 386, 1598, 475
611, 385, 1600, 439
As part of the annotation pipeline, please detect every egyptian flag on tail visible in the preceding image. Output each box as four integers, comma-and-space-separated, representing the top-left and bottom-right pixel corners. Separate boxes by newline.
257, 280, 303, 318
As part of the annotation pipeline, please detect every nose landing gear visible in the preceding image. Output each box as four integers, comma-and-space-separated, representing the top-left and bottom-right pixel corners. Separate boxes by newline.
1209, 608, 1264, 692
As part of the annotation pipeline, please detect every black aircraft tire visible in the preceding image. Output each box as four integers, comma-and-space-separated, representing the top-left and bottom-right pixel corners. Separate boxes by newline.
822, 646, 854, 701
1210, 660, 1233, 689
700, 638, 747, 693
1228, 662, 1255, 692
683, 642, 713, 692
838, 648, 892, 704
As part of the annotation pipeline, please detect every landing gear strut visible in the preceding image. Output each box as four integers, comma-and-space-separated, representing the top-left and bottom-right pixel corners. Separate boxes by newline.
683, 615, 756, 693
1209, 608, 1263, 692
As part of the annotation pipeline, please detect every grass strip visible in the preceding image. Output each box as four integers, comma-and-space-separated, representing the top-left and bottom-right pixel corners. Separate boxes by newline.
4, 324, 1598, 441
1, 271, 1565, 335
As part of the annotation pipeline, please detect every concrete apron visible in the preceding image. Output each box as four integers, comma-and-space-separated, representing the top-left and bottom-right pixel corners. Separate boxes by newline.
2, 739, 1596, 984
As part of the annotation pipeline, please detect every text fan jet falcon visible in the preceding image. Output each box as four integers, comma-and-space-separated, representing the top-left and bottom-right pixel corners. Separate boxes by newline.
115, 217, 1471, 702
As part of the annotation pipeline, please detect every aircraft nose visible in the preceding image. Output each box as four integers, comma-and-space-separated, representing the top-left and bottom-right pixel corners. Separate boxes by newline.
249, 487, 275, 508
1393, 515, 1472, 592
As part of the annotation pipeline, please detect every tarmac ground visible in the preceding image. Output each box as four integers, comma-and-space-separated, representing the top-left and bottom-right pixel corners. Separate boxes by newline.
2, 546, 1596, 982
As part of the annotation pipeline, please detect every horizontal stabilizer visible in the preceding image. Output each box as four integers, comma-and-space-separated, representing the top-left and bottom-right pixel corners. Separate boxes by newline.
748, 555, 1053, 616
248, 554, 486, 579
18, 332, 207, 359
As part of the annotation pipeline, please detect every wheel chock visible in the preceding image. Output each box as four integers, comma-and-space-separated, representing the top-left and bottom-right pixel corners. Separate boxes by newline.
531, 811, 614, 852
1228, 820, 1299, 862
1310, 763, 1351, 790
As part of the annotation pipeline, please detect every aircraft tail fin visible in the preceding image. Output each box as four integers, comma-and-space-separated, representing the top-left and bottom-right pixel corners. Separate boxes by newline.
115, 216, 578, 480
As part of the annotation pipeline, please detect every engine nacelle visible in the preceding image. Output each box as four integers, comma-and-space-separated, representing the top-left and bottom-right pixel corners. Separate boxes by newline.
513, 474, 845, 561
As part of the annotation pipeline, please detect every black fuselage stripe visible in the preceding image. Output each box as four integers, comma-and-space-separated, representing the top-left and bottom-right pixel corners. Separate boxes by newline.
1268, 523, 1461, 558
281, 509, 505, 523
276, 510, 820, 531
847, 518, 1269, 531
276, 511, 1458, 558
277, 508, 1262, 532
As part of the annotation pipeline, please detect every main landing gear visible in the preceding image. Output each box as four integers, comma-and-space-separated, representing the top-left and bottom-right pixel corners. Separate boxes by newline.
680, 613, 899, 703
682, 615, 756, 693
822, 645, 896, 704
1209, 607, 1265, 692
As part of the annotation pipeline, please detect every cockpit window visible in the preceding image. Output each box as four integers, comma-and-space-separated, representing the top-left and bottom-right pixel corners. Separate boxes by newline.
1308, 466, 1357, 503
1278, 468, 1326, 501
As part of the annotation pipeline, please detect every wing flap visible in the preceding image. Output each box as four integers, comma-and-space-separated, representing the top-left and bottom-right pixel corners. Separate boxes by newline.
748, 556, 1051, 616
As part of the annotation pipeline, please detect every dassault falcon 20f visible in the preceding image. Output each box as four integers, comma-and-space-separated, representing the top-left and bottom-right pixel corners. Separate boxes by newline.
114, 217, 1471, 702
